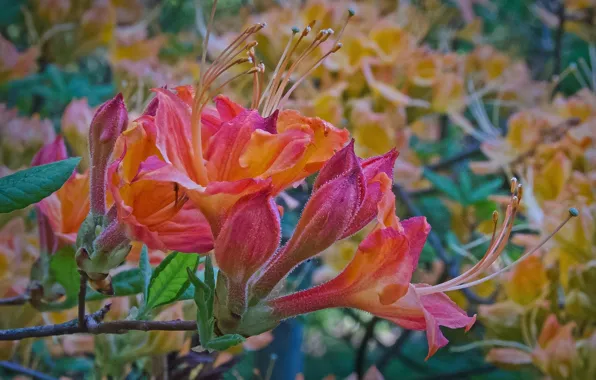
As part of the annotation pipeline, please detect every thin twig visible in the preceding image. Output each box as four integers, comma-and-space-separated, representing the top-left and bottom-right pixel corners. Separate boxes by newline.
0, 318, 197, 341
0, 361, 58, 380
355, 317, 379, 379
0, 294, 29, 306
78, 271, 88, 329
0, 304, 196, 341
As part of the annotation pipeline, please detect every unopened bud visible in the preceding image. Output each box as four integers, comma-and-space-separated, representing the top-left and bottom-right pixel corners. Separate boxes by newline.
89, 93, 128, 215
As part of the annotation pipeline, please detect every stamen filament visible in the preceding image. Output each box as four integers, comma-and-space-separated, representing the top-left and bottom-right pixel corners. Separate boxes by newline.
259, 27, 299, 109
190, 0, 218, 186
278, 43, 342, 109
441, 210, 577, 292
266, 29, 333, 115
333, 8, 355, 45
417, 179, 523, 296
262, 24, 314, 115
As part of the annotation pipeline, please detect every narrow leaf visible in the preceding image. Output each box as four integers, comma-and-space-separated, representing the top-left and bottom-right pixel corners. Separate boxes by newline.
206, 334, 246, 351
144, 252, 199, 312
457, 169, 473, 205
0, 157, 81, 213
204, 255, 215, 291
139, 245, 151, 300
187, 267, 213, 346
423, 168, 463, 203
469, 178, 504, 203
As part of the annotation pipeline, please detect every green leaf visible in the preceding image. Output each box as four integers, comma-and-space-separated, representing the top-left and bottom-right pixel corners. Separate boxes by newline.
0, 157, 81, 213
187, 267, 214, 346
142, 252, 199, 314
206, 334, 246, 351
423, 168, 463, 203
39, 246, 80, 311
457, 169, 473, 205
469, 178, 504, 203
139, 246, 151, 300
204, 255, 215, 291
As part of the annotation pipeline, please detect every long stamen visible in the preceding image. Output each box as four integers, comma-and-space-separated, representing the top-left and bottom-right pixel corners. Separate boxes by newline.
333, 8, 355, 45
266, 28, 334, 115
190, 9, 264, 185
444, 208, 578, 292
262, 23, 314, 116
417, 178, 523, 296
191, 0, 218, 186
278, 42, 342, 109
259, 27, 300, 109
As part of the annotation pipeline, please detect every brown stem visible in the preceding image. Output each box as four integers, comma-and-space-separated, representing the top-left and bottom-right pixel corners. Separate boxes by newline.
0, 294, 29, 306
78, 270, 88, 328
0, 310, 197, 341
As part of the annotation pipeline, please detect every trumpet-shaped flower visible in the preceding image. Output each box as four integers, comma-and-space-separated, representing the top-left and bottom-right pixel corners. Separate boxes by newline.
250, 141, 398, 299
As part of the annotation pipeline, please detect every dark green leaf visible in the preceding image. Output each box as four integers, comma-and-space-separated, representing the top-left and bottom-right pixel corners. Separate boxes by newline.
0, 157, 81, 213
139, 245, 151, 300
143, 252, 199, 313
206, 334, 246, 351
457, 169, 473, 205
423, 168, 463, 203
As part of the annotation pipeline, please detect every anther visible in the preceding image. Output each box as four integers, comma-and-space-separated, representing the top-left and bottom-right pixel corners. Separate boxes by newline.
510, 177, 518, 193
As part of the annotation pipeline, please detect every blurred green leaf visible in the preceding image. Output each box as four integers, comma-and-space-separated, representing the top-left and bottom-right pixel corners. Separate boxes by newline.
206, 334, 245, 351
469, 178, 504, 204
423, 168, 463, 203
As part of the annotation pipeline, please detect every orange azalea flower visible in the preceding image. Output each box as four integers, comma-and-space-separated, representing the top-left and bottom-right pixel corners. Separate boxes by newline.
267, 174, 475, 359
486, 314, 579, 378
264, 177, 576, 358
31, 137, 90, 253
110, 19, 350, 245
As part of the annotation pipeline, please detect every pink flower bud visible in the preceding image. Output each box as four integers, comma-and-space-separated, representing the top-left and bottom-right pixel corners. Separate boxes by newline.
252, 143, 366, 298
215, 189, 281, 314
89, 93, 128, 215
31, 136, 68, 167
340, 148, 399, 238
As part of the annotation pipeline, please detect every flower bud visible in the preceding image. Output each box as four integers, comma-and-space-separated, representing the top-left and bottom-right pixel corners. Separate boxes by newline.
215, 189, 281, 315
252, 144, 365, 298
89, 93, 128, 215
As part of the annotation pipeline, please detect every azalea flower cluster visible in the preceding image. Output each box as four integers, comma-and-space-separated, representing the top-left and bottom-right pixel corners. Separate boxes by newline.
0, 0, 591, 378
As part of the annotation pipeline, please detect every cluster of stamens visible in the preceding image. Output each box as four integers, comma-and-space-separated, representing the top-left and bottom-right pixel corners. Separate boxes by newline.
187, 1, 353, 187
416, 177, 577, 296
